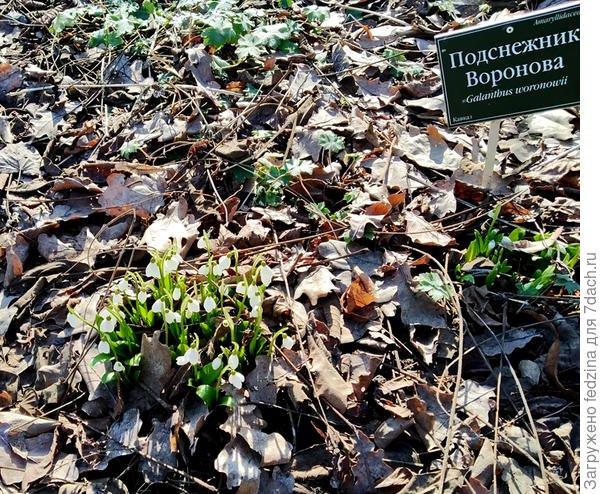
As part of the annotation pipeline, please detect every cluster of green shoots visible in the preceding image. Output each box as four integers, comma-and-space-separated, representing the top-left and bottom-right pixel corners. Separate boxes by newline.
67, 243, 293, 408
455, 206, 580, 296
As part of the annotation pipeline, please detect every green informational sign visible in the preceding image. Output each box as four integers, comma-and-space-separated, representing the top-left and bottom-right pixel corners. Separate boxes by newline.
435, 2, 579, 127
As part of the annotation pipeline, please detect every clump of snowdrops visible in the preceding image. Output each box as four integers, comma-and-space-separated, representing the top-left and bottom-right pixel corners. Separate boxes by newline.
68, 242, 293, 408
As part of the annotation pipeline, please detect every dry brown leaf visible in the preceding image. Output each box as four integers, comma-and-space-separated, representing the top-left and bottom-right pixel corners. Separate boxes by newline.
405, 211, 453, 246
341, 267, 377, 315
98, 173, 165, 219
294, 266, 339, 305
307, 335, 353, 413
140, 331, 173, 395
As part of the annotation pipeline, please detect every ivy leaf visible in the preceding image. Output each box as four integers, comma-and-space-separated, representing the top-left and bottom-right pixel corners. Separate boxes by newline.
302, 6, 330, 24
51, 9, 80, 35
554, 274, 579, 294
414, 272, 453, 302
318, 131, 345, 153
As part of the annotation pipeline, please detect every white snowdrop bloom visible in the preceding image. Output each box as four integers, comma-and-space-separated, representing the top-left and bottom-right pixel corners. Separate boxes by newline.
187, 298, 201, 313
259, 265, 273, 287
99, 308, 111, 319
211, 357, 223, 370
228, 354, 239, 370
250, 305, 259, 318
165, 310, 182, 324
176, 347, 200, 366
137, 292, 149, 303
66, 312, 80, 328
236, 282, 246, 295
172, 287, 182, 301
116, 279, 131, 292
98, 340, 110, 354
100, 313, 116, 333
247, 284, 259, 300
113, 361, 125, 372
198, 265, 209, 276
151, 299, 164, 313
281, 335, 294, 350
164, 254, 182, 274
203, 296, 217, 313
228, 371, 245, 390
112, 293, 124, 306
145, 262, 161, 279
213, 256, 231, 276
488, 240, 496, 250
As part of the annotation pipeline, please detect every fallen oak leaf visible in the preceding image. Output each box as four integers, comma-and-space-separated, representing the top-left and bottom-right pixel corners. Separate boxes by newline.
294, 266, 339, 306
341, 266, 377, 316
405, 211, 454, 246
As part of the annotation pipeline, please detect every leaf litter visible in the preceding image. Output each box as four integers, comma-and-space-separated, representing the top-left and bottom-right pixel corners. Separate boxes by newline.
0, 0, 581, 493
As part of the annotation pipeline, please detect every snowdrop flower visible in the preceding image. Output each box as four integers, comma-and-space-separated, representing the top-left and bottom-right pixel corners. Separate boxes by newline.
99, 309, 116, 333
151, 299, 164, 313
228, 371, 245, 390
250, 305, 259, 318
203, 296, 217, 313
164, 254, 183, 274
112, 293, 124, 306
247, 284, 259, 300
211, 357, 222, 370
172, 287, 182, 301
66, 311, 80, 328
165, 310, 182, 324
488, 240, 496, 250
236, 282, 246, 295
213, 256, 231, 276
116, 279, 132, 292
228, 354, 239, 370
187, 298, 200, 313
281, 335, 294, 350
137, 292, 149, 303
98, 340, 110, 354
198, 264, 209, 276
176, 347, 200, 366
259, 265, 273, 287
145, 262, 161, 279
113, 361, 125, 372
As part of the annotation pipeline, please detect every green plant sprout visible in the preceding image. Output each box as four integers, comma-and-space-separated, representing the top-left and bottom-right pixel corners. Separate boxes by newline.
253, 156, 317, 207
67, 240, 291, 408
456, 205, 580, 296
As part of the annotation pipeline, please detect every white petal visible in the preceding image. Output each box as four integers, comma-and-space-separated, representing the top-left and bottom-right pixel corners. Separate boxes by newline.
98, 340, 110, 354
236, 282, 246, 295
165, 311, 180, 324
188, 299, 200, 313
173, 287, 181, 301
145, 262, 161, 279
281, 335, 294, 349
198, 265, 209, 276
259, 265, 273, 287
164, 258, 179, 274
100, 318, 116, 333
211, 357, 222, 370
176, 355, 187, 366
203, 297, 217, 313
112, 293, 123, 306
66, 312, 80, 328
218, 256, 231, 271
228, 354, 239, 370
247, 284, 259, 299
228, 372, 245, 389
99, 308, 111, 319
116, 279, 131, 292
151, 299, 164, 313
186, 348, 200, 365
250, 306, 259, 318
113, 361, 125, 372
137, 292, 149, 303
